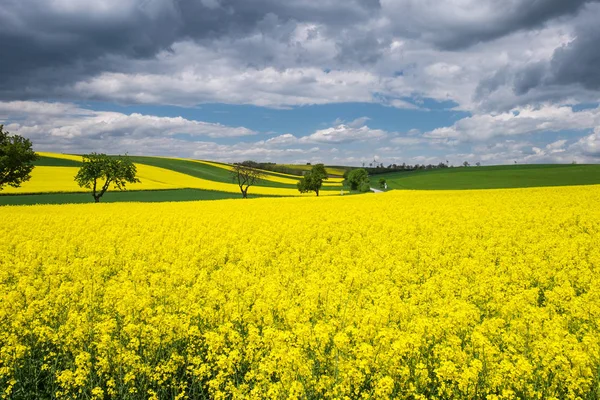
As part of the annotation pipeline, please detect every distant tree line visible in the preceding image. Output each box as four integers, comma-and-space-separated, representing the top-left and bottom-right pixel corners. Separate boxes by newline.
363, 162, 451, 176
246, 162, 350, 177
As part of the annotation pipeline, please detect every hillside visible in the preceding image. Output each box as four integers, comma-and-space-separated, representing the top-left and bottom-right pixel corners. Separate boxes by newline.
0, 153, 345, 206
374, 164, 600, 190
4, 156, 600, 206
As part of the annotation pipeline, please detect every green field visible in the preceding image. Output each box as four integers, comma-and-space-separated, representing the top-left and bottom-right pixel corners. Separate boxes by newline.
279, 164, 348, 177
0, 189, 269, 206
374, 164, 600, 190
126, 156, 340, 191
34, 155, 82, 167
8, 155, 600, 205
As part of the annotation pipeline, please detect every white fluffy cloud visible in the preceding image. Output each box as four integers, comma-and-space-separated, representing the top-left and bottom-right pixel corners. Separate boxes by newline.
425, 105, 600, 142
3, 99, 600, 166
0, 101, 256, 140
570, 127, 600, 157
300, 122, 387, 144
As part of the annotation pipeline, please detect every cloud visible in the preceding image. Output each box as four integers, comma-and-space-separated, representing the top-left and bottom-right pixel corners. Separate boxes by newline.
570, 127, 600, 157
299, 119, 387, 144
70, 63, 381, 107
264, 133, 298, 146
0, 0, 596, 114
473, 3, 600, 108
264, 118, 387, 146
425, 105, 600, 142
380, 0, 595, 50
0, 0, 378, 100
0, 101, 257, 155
550, 4, 600, 90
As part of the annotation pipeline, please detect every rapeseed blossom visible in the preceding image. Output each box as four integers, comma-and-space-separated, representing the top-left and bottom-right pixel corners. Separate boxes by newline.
1, 186, 599, 398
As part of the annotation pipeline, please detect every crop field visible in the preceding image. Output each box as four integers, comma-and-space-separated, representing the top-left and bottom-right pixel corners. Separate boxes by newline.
0, 189, 270, 206
0, 153, 344, 204
279, 164, 348, 177
377, 164, 600, 190
2, 185, 599, 399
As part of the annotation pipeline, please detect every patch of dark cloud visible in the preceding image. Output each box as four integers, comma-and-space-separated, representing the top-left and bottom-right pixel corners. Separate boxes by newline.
451, 0, 593, 49
474, 68, 509, 101
474, 3, 600, 109
550, 7, 600, 90
0, 0, 380, 100
335, 32, 387, 65
513, 62, 548, 95
384, 0, 597, 50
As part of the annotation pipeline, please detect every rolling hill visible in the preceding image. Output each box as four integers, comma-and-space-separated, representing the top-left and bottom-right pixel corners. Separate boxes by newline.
0, 153, 346, 206
3, 155, 600, 206
373, 164, 600, 190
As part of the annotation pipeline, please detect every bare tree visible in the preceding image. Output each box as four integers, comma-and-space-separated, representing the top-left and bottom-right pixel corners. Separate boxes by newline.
231, 161, 264, 198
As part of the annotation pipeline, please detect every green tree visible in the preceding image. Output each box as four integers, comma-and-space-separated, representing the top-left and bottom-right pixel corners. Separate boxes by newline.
345, 168, 369, 191
0, 125, 38, 191
359, 181, 372, 193
75, 153, 140, 202
231, 161, 264, 198
378, 177, 387, 189
297, 163, 328, 196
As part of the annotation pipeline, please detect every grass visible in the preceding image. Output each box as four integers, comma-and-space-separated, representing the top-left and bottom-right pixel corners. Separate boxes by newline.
0, 189, 268, 206
279, 164, 347, 177
125, 156, 340, 191
374, 164, 600, 190
128, 156, 297, 189
34, 155, 82, 167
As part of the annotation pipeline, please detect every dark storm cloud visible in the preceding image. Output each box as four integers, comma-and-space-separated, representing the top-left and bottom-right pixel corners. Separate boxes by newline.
1, 0, 599, 107
427, 0, 595, 50
0, 0, 379, 99
474, 2, 600, 107
550, 8, 600, 90
0, 0, 181, 98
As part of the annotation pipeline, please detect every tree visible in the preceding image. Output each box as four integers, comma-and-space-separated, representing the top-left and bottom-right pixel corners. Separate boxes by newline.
463, 161, 470, 167
358, 181, 371, 193
378, 178, 387, 189
231, 161, 264, 198
345, 168, 369, 191
75, 153, 140, 203
297, 163, 328, 196
0, 125, 38, 191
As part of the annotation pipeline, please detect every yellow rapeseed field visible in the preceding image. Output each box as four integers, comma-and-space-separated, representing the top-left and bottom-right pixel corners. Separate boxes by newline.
2, 166, 341, 197
1, 186, 600, 399
175, 158, 344, 187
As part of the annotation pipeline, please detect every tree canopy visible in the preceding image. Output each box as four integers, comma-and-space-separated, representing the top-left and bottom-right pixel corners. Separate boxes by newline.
297, 164, 328, 196
345, 168, 370, 191
0, 125, 37, 191
231, 161, 264, 198
75, 153, 140, 202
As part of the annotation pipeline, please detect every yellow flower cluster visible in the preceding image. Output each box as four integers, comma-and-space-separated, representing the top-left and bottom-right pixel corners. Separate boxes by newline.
1, 186, 599, 399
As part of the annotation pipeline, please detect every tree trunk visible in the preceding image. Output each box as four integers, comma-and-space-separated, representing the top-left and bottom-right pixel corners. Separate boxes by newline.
316, 189, 319, 197
94, 195, 100, 203
242, 189, 248, 198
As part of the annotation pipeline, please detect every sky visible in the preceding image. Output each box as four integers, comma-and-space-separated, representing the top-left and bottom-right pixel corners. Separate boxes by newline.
1, 0, 600, 166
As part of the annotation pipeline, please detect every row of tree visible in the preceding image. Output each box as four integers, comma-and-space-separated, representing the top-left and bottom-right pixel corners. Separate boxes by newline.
364, 161, 483, 175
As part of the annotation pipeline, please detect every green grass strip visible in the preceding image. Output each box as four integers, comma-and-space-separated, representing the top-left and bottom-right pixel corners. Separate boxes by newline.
0, 189, 273, 206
